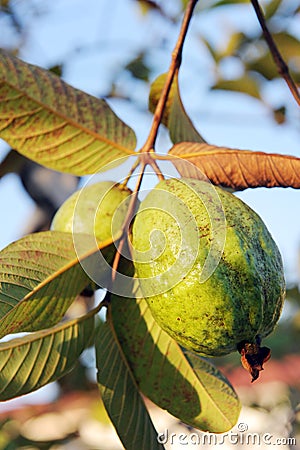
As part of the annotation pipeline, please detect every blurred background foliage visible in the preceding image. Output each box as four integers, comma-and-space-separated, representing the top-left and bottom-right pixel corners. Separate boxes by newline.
0, 0, 299, 448
1, 0, 300, 120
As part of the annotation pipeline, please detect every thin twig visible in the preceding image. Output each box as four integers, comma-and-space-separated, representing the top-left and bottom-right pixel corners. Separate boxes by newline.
119, 157, 141, 189
149, 156, 165, 181
250, 0, 300, 107
110, 162, 146, 287
141, 0, 199, 152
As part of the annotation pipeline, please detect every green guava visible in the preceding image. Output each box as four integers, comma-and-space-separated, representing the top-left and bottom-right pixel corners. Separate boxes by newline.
51, 180, 132, 242
51, 181, 133, 289
132, 177, 285, 381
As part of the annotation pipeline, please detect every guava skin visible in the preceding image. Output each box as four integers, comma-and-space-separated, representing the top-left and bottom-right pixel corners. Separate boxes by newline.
51, 181, 133, 288
51, 181, 131, 242
132, 178, 285, 358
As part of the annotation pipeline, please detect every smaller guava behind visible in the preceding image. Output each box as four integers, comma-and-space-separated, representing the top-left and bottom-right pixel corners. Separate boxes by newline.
51, 181, 132, 242
51, 180, 133, 289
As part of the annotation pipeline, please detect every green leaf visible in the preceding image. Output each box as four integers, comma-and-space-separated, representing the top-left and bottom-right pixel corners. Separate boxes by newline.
246, 52, 279, 80
210, 0, 248, 6
148, 73, 175, 127
137, 0, 169, 19
0, 50, 136, 175
200, 37, 222, 63
96, 319, 164, 450
263, 0, 282, 20
0, 230, 115, 338
0, 304, 98, 401
125, 53, 150, 82
221, 32, 247, 58
111, 295, 241, 433
273, 32, 300, 61
247, 33, 300, 80
149, 73, 205, 144
211, 75, 261, 99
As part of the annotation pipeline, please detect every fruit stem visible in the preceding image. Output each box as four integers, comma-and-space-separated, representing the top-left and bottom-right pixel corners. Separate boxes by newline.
120, 157, 141, 189
140, 0, 199, 153
148, 154, 165, 181
109, 162, 147, 289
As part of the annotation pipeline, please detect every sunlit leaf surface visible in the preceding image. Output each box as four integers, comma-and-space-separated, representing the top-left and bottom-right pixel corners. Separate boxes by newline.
0, 306, 97, 401
0, 51, 136, 175
96, 320, 164, 450
0, 231, 114, 337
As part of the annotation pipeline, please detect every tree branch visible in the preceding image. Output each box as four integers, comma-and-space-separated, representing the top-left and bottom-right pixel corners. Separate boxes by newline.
107, 1, 199, 289
141, 0, 199, 152
250, 0, 300, 107
148, 155, 165, 181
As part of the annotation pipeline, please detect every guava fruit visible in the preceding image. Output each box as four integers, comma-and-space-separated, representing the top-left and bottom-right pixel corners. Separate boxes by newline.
51, 181, 133, 288
132, 178, 285, 381
51, 180, 132, 242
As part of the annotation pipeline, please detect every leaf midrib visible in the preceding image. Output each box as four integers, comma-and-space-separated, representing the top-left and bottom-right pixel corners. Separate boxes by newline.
0, 303, 98, 350
165, 145, 300, 161
0, 234, 118, 323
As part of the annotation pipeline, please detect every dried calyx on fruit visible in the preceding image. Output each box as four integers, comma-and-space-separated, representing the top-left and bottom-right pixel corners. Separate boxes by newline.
237, 336, 271, 382
132, 177, 286, 381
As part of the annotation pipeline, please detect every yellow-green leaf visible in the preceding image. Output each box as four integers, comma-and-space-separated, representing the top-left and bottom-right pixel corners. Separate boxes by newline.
0, 50, 136, 175
0, 230, 115, 338
0, 305, 98, 401
212, 75, 261, 99
246, 52, 279, 80
149, 72, 205, 144
111, 295, 241, 433
273, 32, 300, 61
168, 142, 300, 190
210, 0, 248, 6
221, 32, 247, 58
263, 0, 282, 20
96, 320, 164, 450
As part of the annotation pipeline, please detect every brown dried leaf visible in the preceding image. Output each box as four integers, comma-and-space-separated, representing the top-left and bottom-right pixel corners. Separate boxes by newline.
168, 142, 300, 190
